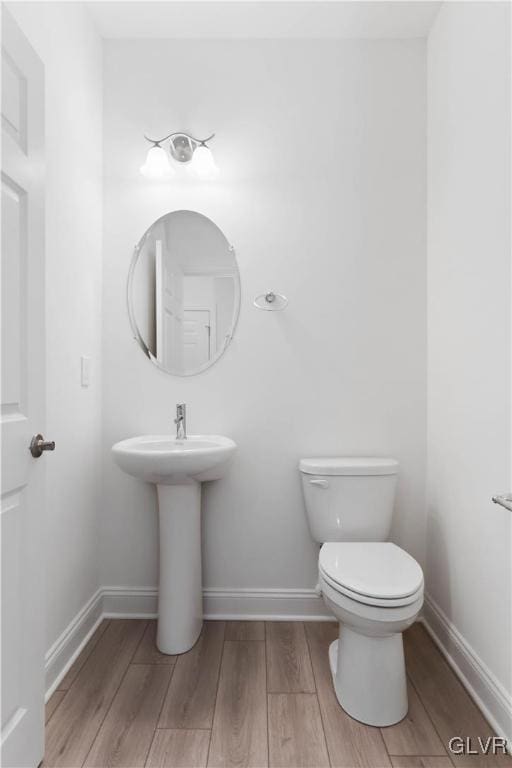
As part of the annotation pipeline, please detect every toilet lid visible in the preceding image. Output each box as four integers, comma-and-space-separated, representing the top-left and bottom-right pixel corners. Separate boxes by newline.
319, 542, 423, 601
300, 457, 398, 476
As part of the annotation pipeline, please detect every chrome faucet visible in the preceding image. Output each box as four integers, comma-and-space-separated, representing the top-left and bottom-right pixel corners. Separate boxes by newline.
174, 403, 187, 440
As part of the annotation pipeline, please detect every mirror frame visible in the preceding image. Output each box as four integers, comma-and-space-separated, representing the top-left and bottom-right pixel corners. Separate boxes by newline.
127, 210, 241, 376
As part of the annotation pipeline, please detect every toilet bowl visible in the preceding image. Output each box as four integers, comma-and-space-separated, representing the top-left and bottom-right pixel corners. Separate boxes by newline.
299, 457, 424, 727
319, 542, 423, 726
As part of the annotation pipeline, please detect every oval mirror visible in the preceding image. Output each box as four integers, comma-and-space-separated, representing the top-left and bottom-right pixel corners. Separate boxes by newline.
128, 211, 240, 376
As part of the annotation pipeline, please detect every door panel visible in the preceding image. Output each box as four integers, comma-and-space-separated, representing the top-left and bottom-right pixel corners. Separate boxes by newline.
1, 175, 26, 417
1, 50, 27, 150
183, 309, 210, 370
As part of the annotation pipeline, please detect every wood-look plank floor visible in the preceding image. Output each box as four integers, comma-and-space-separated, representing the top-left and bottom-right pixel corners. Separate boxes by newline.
45, 620, 511, 768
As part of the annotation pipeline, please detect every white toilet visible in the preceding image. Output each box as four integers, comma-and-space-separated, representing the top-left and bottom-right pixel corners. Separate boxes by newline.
300, 457, 424, 727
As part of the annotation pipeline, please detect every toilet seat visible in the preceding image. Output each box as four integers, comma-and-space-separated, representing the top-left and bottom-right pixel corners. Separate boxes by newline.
319, 542, 424, 608
320, 568, 423, 608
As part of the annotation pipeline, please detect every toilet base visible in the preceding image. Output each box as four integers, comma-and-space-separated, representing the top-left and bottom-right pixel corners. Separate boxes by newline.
329, 627, 408, 727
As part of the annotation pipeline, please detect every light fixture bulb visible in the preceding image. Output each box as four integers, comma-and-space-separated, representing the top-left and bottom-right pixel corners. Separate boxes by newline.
140, 144, 173, 179
191, 144, 219, 180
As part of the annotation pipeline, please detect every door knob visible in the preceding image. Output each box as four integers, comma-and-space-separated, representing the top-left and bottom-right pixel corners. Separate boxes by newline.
29, 434, 55, 458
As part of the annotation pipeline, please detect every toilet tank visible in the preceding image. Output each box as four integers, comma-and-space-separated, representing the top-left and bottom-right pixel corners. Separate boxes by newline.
300, 457, 398, 543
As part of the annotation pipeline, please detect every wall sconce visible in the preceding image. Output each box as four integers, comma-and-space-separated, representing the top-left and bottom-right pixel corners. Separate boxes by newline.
140, 131, 219, 180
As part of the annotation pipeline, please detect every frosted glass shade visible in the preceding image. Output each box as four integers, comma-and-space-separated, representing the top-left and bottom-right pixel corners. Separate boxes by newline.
140, 145, 173, 178
191, 145, 219, 180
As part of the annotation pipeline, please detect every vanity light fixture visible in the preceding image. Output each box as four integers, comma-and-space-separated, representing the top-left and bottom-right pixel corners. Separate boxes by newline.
140, 131, 219, 180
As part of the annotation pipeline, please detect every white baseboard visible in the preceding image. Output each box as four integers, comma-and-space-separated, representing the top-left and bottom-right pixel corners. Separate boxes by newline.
203, 587, 332, 620
101, 585, 331, 621
44, 588, 103, 700
421, 593, 512, 743
102, 586, 158, 618
44, 585, 332, 696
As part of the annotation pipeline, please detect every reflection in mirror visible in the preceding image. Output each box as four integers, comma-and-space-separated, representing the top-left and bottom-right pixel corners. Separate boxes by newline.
129, 211, 240, 376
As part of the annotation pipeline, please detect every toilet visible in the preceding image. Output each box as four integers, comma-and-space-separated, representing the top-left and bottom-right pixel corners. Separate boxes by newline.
300, 457, 424, 727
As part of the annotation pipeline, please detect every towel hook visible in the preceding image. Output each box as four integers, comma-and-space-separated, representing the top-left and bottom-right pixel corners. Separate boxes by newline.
253, 291, 288, 311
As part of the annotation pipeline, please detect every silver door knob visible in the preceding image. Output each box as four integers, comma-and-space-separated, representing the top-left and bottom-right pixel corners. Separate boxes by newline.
29, 433, 55, 458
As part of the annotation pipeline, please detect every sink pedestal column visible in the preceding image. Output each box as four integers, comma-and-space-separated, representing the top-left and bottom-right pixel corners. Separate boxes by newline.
156, 481, 203, 654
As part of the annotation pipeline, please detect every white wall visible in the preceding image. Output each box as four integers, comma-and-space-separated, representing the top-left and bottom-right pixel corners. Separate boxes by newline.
6, 2, 103, 652
102, 39, 426, 598
426, 0, 512, 728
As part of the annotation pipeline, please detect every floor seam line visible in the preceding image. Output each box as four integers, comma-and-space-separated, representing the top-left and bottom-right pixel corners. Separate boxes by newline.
304, 624, 333, 768
145, 649, 177, 766
264, 626, 270, 768
155, 726, 212, 731
406, 670, 454, 766
79, 620, 149, 768
45, 691, 67, 727
204, 621, 226, 766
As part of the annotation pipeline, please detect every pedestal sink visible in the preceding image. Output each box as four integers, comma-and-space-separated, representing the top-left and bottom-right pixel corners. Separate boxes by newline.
112, 435, 236, 654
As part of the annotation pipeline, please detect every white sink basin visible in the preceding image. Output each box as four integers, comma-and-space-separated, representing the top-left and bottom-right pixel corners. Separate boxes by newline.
111, 432, 236, 656
112, 434, 236, 485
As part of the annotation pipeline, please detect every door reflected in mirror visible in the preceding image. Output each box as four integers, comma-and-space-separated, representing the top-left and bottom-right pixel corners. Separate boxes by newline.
128, 211, 240, 375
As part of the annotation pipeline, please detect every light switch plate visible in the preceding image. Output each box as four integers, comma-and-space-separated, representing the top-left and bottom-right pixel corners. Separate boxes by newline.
81, 356, 91, 387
